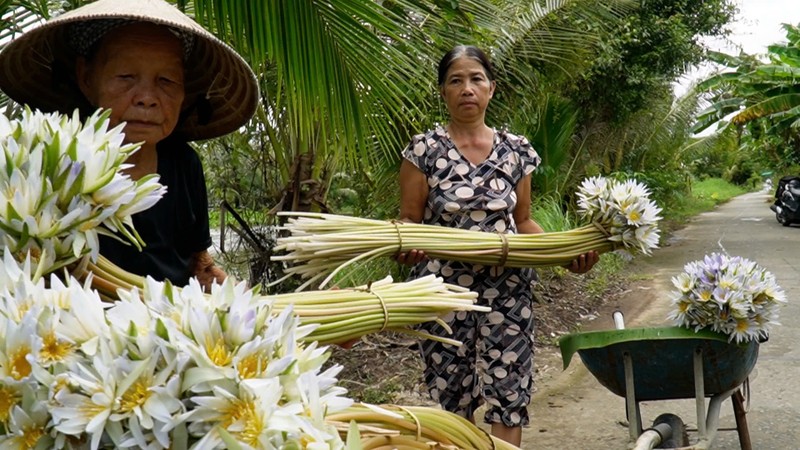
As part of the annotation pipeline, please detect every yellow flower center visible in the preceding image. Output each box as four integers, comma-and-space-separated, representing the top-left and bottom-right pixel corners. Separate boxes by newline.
9, 346, 32, 380
21, 425, 45, 448
736, 319, 750, 332
698, 290, 712, 302
40, 332, 73, 365
119, 378, 152, 413
221, 399, 248, 428
0, 386, 20, 422
628, 210, 641, 221
237, 354, 266, 380
206, 336, 232, 367
228, 401, 262, 446
14, 248, 40, 264
79, 399, 107, 420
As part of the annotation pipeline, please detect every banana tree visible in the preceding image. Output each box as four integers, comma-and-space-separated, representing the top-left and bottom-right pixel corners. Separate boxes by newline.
694, 24, 800, 135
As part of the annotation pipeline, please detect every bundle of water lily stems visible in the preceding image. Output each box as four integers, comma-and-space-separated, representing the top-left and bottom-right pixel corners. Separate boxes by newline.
274, 178, 662, 290
80, 256, 485, 346
330, 404, 520, 450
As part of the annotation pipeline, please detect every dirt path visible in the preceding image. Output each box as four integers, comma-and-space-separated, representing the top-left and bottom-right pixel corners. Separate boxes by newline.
516, 190, 800, 449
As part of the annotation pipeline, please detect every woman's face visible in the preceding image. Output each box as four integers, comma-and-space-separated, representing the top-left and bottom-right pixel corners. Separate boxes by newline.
440, 56, 495, 123
77, 23, 185, 148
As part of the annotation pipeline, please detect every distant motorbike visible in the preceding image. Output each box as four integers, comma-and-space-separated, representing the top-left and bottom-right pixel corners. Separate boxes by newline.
770, 175, 800, 226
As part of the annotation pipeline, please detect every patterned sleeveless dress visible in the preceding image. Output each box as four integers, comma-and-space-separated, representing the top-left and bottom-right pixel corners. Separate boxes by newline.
402, 125, 542, 427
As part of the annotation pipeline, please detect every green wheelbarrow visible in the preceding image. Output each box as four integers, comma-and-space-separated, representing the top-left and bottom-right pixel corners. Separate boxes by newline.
559, 312, 759, 450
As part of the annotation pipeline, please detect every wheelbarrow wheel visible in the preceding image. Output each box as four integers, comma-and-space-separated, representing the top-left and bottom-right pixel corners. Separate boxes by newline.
653, 413, 688, 448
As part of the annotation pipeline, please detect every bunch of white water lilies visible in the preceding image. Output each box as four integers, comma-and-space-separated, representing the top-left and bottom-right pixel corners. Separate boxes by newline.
667, 252, 786, 343
0, 108, 164, 276
0, 250, 350, 449
575, 176, 662, 255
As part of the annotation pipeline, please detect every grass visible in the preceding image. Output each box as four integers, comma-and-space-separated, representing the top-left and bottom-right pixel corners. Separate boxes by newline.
584, 252, 627, 297
665, 177, 748, 222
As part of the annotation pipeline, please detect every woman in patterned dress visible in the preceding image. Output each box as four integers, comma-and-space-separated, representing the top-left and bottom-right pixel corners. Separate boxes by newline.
397, 45, 599, 446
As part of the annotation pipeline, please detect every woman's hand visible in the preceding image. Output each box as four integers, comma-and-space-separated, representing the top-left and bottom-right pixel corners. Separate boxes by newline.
566, 251, 600, 274
190, 250, 227, 292
395, 249, 427, 266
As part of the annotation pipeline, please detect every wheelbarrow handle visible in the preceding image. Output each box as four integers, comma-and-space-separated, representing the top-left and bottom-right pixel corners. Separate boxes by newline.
613, 310, 625, 330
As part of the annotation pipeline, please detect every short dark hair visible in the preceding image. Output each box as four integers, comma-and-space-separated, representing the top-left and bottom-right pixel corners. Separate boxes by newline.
437, 45, 495, 86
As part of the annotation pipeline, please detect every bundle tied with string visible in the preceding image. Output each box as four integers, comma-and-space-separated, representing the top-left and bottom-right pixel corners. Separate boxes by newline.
273, 176, 663, 290
267, 275, 487, 346
327, 403, 522, 450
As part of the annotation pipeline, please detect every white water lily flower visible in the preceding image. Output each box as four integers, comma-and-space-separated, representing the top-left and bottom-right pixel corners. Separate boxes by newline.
668, 252, 785, 342
105, 295, 160, 358
577, 176, 662, 256
0, 397, 53, 450
107, 349, 183, 444
0, 313, 41, 383
0, 383, 23, 425
54, 282, 114, 358
187, 378, 324, 450
51, 371, 115, 450
0, 108, 165, 276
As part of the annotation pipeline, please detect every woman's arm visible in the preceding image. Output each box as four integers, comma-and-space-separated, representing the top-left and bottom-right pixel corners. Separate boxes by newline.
513, 174, 545, 234
397, 159, 429, 265
514, 173, 598, 272
399, 159, 428, 223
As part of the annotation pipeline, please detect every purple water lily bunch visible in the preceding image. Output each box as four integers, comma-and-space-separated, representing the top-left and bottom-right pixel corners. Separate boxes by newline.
668, 252, 786, 343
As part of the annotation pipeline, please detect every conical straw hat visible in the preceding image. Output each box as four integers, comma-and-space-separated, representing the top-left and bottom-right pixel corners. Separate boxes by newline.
0, 0, 258, 141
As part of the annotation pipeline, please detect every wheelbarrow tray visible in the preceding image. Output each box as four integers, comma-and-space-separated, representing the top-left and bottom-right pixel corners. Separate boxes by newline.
559, 326, 759, 401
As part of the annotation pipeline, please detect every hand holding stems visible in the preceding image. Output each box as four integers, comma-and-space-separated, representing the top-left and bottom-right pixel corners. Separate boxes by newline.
395, 249, 427, 266
566, 250, 600, 274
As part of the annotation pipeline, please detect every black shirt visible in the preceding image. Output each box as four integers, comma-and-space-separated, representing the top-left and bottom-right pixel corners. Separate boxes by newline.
99, 136, 212, 286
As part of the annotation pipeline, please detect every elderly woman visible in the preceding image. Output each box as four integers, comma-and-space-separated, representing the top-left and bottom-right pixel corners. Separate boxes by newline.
0, 0, 258, 291
397, 45, 599, 446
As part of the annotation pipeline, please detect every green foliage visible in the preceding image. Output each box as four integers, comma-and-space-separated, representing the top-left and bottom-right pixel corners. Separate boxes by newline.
571, 0, 737, 124
692, 177, 747, 201
694, 24, 800, 173
522, 94, 580, 196
531, 195, 578, 232
584, 252, 626, 297
355, 383, 400, 404
665, 177, 746, 221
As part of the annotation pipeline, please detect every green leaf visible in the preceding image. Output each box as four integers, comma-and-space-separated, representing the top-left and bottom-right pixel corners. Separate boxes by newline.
155, 318, 170, 341
558, 326, 729, 370
732, 93, 800, 125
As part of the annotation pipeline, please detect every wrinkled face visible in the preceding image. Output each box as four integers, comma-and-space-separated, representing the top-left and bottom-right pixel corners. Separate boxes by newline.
77, 23, 185, 147
440, 56, 495, 122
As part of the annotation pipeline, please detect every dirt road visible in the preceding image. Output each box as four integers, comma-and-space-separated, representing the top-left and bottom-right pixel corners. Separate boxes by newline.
520, 190, 800, 449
